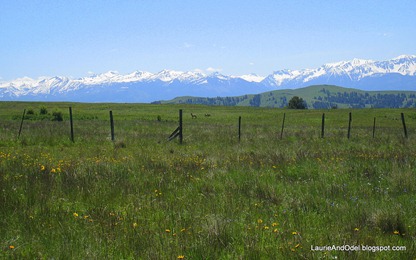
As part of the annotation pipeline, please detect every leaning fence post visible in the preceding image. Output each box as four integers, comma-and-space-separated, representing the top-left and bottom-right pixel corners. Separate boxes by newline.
69, 107, 74, 142
347, 112, 352, 139
18, 109, 26, 138
238, 116, 242, 142
110, 110, 115, 141
401, 112, 408, 138
321, 113, 325, 138
372, 117, 376, 138
280, 113, 286, 139
168, 109, 183, 143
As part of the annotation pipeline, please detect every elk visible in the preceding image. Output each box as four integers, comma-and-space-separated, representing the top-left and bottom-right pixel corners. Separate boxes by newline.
191, 113, 197, 119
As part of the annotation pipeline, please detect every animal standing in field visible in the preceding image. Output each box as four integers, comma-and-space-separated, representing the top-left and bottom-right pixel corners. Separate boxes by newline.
191, 113, 197, 119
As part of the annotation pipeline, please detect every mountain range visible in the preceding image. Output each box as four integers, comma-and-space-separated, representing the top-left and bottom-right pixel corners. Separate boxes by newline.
1, 55, 415, 103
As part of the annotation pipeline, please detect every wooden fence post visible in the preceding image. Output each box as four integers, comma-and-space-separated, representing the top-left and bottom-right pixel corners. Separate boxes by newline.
179, 109, 183, 144
321, 113, 325, 138
69, 107, 74, 142
110, 110, 115, 141
17, 109, 26, 139
347, 112, 352, 139
18, 109, 26, 138
401, 112, 408, 138
280, 113, 286, 139
238, 116, 242, 142
167, 109, 183, 143
372, 117, 376, 138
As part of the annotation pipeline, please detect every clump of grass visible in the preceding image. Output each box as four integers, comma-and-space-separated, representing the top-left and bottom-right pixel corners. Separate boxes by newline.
114, 140, 127, 149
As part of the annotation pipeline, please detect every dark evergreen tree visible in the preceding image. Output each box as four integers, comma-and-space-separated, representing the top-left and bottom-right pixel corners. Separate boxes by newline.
288, 96, 307, 109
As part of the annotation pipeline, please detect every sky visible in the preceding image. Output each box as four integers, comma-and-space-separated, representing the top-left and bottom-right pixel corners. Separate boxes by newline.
1, 0, 416, 81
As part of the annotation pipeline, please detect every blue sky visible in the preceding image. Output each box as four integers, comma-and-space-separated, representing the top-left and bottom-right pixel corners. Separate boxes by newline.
1, 0, 416, 80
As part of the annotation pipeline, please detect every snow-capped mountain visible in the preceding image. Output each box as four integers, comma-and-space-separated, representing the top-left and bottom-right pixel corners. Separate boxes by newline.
264, 55, 416, 90
1, 55, 415, 102
0, 69, 270, 102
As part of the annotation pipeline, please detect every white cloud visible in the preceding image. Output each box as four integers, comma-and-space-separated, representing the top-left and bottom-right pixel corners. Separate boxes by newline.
193, 68, 204, 73
183, 42, 194, 48
206, 67, 222, 73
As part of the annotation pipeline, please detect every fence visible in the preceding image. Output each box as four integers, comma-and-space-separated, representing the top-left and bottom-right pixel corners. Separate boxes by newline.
12, 107, 412, 146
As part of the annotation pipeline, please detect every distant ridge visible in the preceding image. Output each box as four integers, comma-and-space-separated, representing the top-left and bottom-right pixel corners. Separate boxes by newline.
156, 85, 416, 109
0, 55, 415, 103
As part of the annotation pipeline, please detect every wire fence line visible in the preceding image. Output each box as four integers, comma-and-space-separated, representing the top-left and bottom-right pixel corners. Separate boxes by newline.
6, 107, 413, 145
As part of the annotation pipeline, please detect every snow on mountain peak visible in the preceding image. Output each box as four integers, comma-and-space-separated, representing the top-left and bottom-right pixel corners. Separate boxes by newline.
351, 58, 373, 66
393, 54, 416, 60
125, 71, 154, 81
153, 70, 185, 82
239, 73, 265, 82
265, 55, 416, 87
148, 69, 206, 83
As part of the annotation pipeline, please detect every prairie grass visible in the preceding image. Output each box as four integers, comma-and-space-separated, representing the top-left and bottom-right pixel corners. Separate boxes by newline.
0, 102, 415, 259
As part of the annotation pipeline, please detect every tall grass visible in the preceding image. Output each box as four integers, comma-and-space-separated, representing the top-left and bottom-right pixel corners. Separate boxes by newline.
0, 102, 415, 259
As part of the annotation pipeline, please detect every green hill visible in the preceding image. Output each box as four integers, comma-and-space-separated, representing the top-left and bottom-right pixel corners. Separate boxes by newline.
156, 85, 416, 109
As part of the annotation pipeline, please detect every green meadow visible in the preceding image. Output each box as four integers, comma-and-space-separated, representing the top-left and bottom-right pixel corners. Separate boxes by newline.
0, 102, 415, 259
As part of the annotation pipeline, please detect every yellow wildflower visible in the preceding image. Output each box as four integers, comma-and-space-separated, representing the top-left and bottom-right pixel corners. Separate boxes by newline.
165, 229, 171, 233
393, 230, 400, 235
177, 256, 185, 259
257, 219, 263, 224
133, 222, 138, 228
9, 245, 15, 249
73, 212, 79, 218
40, 165, 45, 171
292, 231, 298, 235
272, 222, 278, 227
354, 227, 359, 232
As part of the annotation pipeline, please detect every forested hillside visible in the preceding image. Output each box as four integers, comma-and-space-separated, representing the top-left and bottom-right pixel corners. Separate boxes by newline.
157, 85, 416, 109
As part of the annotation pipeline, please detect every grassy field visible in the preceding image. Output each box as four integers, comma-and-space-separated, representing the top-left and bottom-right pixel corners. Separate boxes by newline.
0, 102, 415, 259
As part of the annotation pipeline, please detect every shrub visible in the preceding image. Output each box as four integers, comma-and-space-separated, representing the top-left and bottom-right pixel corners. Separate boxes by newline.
52, 111, 64, 121
40, 106, 48, 115
26, 109, 35, 115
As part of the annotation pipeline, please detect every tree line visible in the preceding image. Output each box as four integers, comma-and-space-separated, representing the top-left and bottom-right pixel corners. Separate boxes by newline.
157, 88, 416, 109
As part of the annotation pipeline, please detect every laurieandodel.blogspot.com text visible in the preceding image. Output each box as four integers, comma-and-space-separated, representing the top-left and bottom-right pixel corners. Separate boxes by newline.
311, 244, 406, 252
